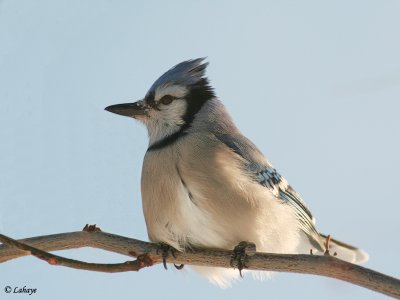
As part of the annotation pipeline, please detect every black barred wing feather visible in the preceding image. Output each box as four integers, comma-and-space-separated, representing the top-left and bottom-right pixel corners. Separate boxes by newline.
255, 167, 323, 250
215, 133, 323, 250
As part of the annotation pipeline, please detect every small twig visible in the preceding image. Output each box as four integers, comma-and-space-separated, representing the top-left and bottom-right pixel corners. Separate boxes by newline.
324, 234, 332, 256
82, 224, 102, 233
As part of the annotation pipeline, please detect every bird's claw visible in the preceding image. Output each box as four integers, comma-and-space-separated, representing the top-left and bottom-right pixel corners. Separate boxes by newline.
174, 263, 185, 270
230, 241, 256, 278
156, 243, 184, 270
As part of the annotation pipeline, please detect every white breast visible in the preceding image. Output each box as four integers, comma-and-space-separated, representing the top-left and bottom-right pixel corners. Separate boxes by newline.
141, 141, 229, 251
140, 133, 303, 288
141, 134, 300, 251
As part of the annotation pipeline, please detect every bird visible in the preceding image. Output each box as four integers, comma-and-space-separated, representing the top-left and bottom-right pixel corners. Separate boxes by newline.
105, 58, 368, 287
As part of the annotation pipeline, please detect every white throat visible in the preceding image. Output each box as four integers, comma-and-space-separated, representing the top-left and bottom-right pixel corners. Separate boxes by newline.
147, 121, 183, 146
144, 99, 188, 147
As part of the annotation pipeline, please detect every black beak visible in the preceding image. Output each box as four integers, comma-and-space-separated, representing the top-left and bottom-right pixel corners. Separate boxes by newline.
104, 101, 147, 118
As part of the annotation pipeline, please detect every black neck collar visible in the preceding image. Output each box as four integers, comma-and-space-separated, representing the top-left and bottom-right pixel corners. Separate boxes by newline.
147, 79, 215, 152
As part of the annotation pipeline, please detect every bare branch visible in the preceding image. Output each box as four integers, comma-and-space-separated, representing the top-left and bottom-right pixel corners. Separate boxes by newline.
0, 232, 153, 272
0, 227, 399, 298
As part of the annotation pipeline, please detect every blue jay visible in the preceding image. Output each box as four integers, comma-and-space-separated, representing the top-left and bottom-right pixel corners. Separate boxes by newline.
105, 58, 368, 287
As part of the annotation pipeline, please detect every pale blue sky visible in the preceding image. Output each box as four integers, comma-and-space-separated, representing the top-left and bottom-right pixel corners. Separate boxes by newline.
1, 1, 399, 299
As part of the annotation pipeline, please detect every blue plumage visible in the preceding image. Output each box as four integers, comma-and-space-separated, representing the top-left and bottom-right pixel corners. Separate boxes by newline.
146, 58, 208, 97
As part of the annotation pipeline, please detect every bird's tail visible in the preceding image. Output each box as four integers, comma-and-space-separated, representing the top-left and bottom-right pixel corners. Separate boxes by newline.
319, 233, 369, 264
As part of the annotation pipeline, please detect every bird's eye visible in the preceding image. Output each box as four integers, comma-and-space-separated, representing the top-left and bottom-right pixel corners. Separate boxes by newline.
160, 95, 174, 105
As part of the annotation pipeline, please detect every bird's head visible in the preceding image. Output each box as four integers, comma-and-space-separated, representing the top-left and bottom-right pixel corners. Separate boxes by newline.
105, 58, 215, 148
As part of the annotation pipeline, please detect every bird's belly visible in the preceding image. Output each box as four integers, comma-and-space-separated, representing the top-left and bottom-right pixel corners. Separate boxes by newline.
142, 175, 300, 254
141, 168, 234, 250
141, 144, 301, 254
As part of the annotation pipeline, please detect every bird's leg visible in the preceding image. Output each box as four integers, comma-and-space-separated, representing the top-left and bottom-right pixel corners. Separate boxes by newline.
230, 241, 256, 278
155, 243, 184, 270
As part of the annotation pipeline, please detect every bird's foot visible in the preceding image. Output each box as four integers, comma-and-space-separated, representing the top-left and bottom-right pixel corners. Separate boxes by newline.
156, 243, 184, 270
230, 241, 256, 278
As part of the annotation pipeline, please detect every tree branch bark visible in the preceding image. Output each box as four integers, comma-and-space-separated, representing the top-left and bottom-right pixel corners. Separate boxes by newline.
1, 226, 399, 298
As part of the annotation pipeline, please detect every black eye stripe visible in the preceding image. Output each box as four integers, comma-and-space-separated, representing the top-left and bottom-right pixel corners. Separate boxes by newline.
144, 92, 157, 108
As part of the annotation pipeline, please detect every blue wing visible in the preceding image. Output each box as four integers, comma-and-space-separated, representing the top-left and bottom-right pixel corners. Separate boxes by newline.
215, 133, 322, 249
